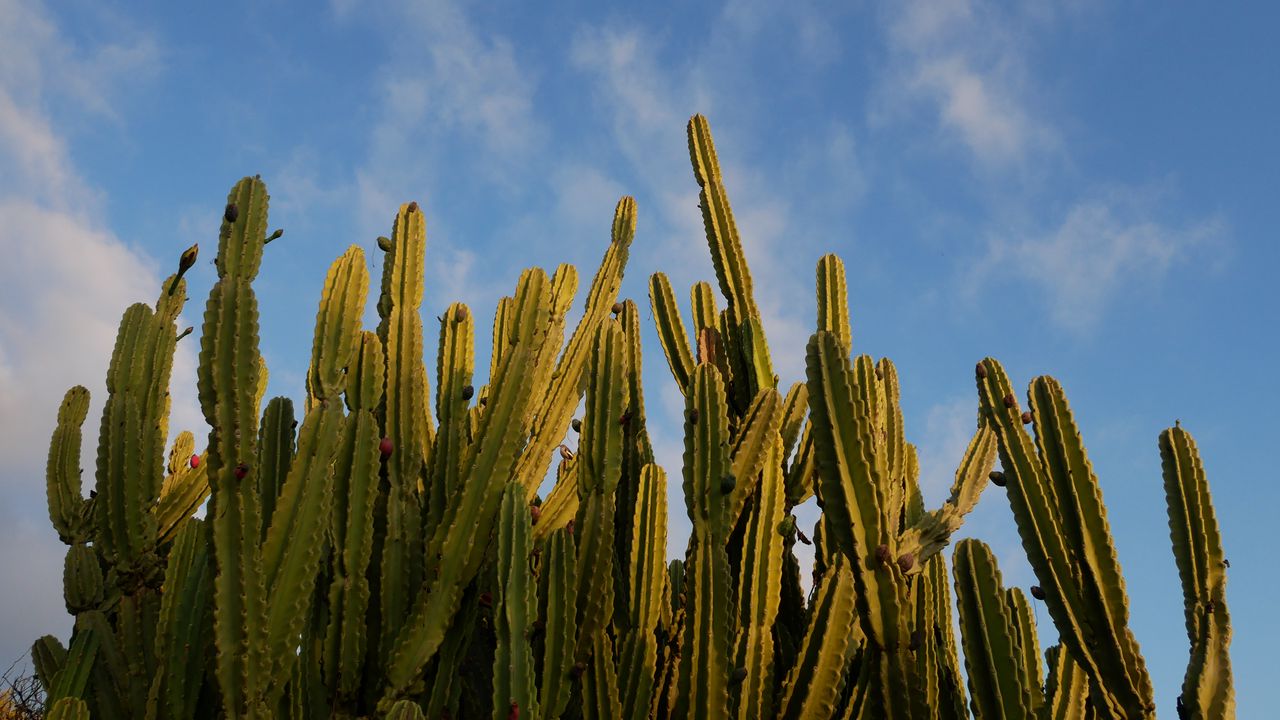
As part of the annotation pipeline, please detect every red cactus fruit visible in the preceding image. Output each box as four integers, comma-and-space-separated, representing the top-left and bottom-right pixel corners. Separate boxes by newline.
530, 505, 541, 525
1021, 411, 1033, 425
234, 462, 249, 480
380, 437, 393, 458
1003, 393, 1017, 409
189, 454, 200, 469
507, 701, 519, 720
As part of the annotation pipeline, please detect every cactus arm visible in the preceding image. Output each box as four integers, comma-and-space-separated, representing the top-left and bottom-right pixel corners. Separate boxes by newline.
733, 435, 784, 720
62, 545, 103, 615
538, 528, 579, 718
32, 635, 68, 695
44, 626, 98, 706
384, 699, 426, 720
573, 322, 627, 658
512, 197, 635, 498
534, 456, 580, 540
777, 557, 857, 720
309, 245, 369, 405
46, 698, 91, 720
490, 295, 515, 381
198, 177, 271, 716
877, 359, 909, 529
385, 270, 551, 697
493, 483, 539, 720
1160, 425, 1234, 719
816, 254, 852, 353
149, 518, 213, 720
726, 388, 782, 530
614, 299, 655, 617
1007, 588, 1044, 714
778, 382, 808, 462
255, 398, 295, 539
648, 272, 695, 392
784, 423, 815, 506
952, 539, 1038, 720
1044, 646, 1089, 720
898, 425, 997, 565
915, 554, 968, 719
429, 303, 475, 530
617, 464, 668, 720
582, 631, 622, 720
47, 386, 92, 544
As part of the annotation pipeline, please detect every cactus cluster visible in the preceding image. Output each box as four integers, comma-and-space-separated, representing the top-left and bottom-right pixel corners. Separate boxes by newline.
30, 117, 1232, 719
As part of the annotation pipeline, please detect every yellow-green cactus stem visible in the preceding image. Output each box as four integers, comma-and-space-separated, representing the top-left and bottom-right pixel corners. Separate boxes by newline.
148, 517, 213, 720
493, 482, 538, 720
45, 698, 91, 720
1160, 424, 1234, 719
776, 557, 857, 720
648, 272, 695, 393
538, 528, 579, 719
1044, 645, 1089, 720
733, 434, 785, 720
617, 464, 668, 720
155, 431, 210, 546
62, 545, 102, 614
255, 397, 295, 539
47, 386, 91, 545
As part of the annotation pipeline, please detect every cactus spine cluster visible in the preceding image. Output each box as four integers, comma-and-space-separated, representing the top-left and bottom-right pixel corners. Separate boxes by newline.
30, 116, 1233, 719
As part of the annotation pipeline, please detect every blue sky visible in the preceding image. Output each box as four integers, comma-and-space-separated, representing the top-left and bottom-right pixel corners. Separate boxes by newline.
0, 0, 1275, 713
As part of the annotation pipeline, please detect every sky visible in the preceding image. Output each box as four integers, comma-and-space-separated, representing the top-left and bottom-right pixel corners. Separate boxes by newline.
0, 0, 1276, 713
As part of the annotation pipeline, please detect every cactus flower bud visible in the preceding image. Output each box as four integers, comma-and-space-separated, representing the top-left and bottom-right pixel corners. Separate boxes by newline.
571, 418, 582, 433
454, 306, 467, 322
559, 445, 574, 461
178, 244, 199, 276
1003, 393, 1017, 409
976, 362, 988, 379
989, 471, 1006, 487
1021, 411, 1033, 425
729, 667, 747, 684
176, 326, 194, 341
1030, 585, 1046, 600
224, 204, 238, 223
265, 228, 284, 244
611, 302, 623, 315
407, 201, 419, 213
379, 437, 393, 458
875, 544, 892, 565
530, 505, 541, 525
190, 454, 200, 469
462, 385, 474, 401
377, 236, 393, 252
234, 462, 249, 480
897, 553, 915, 573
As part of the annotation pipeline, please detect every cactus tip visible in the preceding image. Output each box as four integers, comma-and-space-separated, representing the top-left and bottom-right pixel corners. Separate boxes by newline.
454, 306, 467, 322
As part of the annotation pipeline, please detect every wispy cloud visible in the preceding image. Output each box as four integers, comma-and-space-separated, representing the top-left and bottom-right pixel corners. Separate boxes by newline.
873, 0, 1058, 168
972, 188, 1226, 332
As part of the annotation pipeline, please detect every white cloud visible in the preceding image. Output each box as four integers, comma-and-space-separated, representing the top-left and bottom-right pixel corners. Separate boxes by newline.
0, 0, 187, 670
974, 191, 1225, 332
914, 396, 980, 504
874, 0, 1058, 168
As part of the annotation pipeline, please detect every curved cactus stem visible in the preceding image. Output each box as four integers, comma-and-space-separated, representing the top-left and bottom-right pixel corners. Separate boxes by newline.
309, 245, 369, 406
47, 386, 91, 544
538, 528, 579, 719
1160, 425, 1234, 719
733, 435, 784, 720
493, 483, 539, 720
384, 269, 551, 697
777, 557, 857, 720
582, 630, 622, 720
42, 626, 96, 706
726, 388, 782, 531
156, 432, 210, 546
534, 455, 579, 541
898, 424, 997, 567
614, 299, 655, 626
648, 272, 695, 393
953, 539, 1042, 719
975, 358, 1154, 718
512, 196, 635, 499
429, 302, 475, 533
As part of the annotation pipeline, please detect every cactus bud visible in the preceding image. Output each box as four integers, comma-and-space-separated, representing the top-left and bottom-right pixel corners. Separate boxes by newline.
571, 418, 582, 433
478, 592, 493, 608
507, 701, 520, 720
454, 306, 467, 322
530, 505, 541, 525
989, 471, 1006, 487
875, 366, 883, 380
379, 437, 393, 458
611, 302, 623, 315
176, 326, 194, 341
377, 236, 393, 252
234, 462, 249, 480
265, 228, 284, 244
719, 473, 736, 494
1003, 393, 1016, 409
688, 408, 699, 424
462, 385, 474, 400
1030, 585, 1046, 600
559, 445, 574, 461
178, 244, 199, 276
976, 362, 988, 379
875, 544, 892, 565
1021, 411, 1033, 425
570, 662, 586, 679
796, 529, 812, 545
729, 667, 747, 684
897, 552, 915, 573
407, 201, 419, 213
224, 203, 238, 223
565, 520, 574, 535
189, 454, 200, 469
